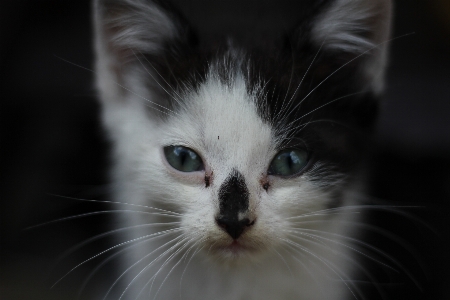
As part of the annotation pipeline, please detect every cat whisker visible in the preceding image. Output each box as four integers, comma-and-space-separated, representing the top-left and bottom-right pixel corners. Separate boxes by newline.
26, 210, 181, 231
281, 116, 336, 148
256, 78, 273, 119
47, 193, 183, 216
306, 237, 382, 297
273, 247, 294, 278
130, 238, 190, 300
120, 241, 183, 300
179, 243, 205, 300
206, 240, 219, 257
287, 229, 396, 274
79, 228, 182, 299
140, 50, 184, 104
276, 38, 326, 123
285, 231, 391, 300
349, 192, 436, 234
52, 228, 183, 289
289, 218, 424, 290
290, 228, 398, 271
153, 239, 200, 300
162, 53, 184, 96
284, 91, 366, 132
103, 233, 184, 300
60, 222, 181, 269
280, 237, 360, 300
286, 204, 421, 220
284, 33, 415, 122
132, 50, 183, 107
275, 40, 296, 120
277, 119, 361, 149
283, 244, 320, 284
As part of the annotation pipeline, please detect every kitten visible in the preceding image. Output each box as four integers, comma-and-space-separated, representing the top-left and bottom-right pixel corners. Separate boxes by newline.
93, 0, 392, 299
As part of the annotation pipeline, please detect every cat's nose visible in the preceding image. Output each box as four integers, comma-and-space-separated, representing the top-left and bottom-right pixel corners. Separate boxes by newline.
216, 217, 255, 240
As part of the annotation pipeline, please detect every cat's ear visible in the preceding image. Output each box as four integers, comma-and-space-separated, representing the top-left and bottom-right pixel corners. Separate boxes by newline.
309, 0, 392, 94
93, 0, 191, 78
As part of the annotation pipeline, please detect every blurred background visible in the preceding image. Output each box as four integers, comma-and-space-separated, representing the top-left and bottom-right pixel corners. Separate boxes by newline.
1, 0, 449, 299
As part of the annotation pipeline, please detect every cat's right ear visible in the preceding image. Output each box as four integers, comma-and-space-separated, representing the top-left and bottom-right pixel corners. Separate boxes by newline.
93, 0, 191, 81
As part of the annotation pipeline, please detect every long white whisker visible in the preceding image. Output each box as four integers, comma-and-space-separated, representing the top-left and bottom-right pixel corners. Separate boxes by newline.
132, 50, 182, 107
289, 219, 424, 289
79, 229, 181, 298
287, 231, 388, 299
273, 248, 294, 277
51, 228, 183, 288
285, 91, 365, 130
281, 237, 359, 299
286, 205, 421, 220
153, 240, 196, 300
129, 238, 189, 300
290, 228, 396, 271
288, 231, 388, 275
26, 210, 180, 230
285, 33, 415, 120
61, 222, 181, 272
46, 193, 182, 215
140, 51, 184, 103
148, 241, 190, 299
277, 38, 326, 122
179, 244, 204, 300
103, 234, 184, 300
275, 41, 296, 120
277, 119, 361, 149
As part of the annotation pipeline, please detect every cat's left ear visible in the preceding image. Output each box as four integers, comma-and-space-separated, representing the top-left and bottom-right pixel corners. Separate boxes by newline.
309, 0, 392, 94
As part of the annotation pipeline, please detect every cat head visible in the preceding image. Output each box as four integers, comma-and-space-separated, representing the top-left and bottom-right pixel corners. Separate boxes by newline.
93, 0, 391, 262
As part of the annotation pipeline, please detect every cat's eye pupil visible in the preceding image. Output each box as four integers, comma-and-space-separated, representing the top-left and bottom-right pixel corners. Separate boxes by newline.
269, 149, 308, 177
164, 146, 204, 172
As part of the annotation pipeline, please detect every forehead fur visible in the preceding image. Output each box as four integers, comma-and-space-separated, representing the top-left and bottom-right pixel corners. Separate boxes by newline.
162, 60, 275, 180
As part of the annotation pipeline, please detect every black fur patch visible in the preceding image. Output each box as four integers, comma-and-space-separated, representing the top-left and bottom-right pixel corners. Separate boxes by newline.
216, 169, 251, 239
218, 169, 249, 217
128, 0, 337, 115
241, 44, 379, 178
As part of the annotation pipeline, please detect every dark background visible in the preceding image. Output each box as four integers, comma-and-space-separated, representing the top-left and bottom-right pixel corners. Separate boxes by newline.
1, 0, 449, 299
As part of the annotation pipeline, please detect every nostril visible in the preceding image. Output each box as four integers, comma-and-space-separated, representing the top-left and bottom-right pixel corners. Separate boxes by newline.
216, 217, 255, 240
216, 218, 228, 229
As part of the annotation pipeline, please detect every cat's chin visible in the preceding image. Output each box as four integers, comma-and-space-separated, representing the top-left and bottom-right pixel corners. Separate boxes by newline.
207, 239, 268, 265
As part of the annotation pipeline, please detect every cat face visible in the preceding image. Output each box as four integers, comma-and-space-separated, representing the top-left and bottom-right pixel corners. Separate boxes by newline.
154, 69, 330, 262
93, 0, 391, 265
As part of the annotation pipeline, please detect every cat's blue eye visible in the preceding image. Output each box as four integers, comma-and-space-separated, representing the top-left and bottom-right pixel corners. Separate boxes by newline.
164, 146, 204, 172
268, 149, 308, 177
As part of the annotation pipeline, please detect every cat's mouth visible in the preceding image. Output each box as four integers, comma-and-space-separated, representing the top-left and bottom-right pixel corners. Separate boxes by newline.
225, 241, 245, 253
215, 240, 258, 257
